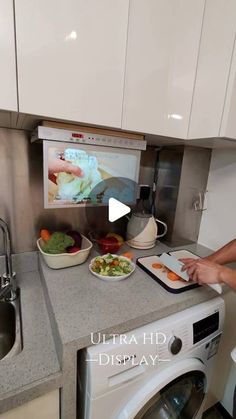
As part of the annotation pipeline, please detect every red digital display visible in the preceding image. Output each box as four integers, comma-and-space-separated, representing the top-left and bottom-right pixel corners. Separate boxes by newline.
71, 133, 84, 139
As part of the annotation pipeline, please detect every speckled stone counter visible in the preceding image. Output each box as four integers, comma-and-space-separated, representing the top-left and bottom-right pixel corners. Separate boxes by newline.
39, 241, 222, 419
0, 253, 62, 414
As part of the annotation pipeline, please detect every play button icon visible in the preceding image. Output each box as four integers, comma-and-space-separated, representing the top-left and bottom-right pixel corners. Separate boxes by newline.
108, 198, 131, 222
85, 177, 139, 241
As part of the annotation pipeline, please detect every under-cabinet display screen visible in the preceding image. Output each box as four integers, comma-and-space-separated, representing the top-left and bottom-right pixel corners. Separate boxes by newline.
193, 312, 219, 344
43, 140, 140, 208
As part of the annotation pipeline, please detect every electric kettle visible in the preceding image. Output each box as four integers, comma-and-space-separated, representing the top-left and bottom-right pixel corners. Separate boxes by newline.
126, 213, 167, 249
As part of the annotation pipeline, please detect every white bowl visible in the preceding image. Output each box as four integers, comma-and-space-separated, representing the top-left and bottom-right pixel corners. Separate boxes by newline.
89, 254, 135, 282
37, 235, 93, 269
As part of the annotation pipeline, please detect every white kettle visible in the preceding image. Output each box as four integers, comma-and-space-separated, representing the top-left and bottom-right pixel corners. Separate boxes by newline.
126, 213, 167, 249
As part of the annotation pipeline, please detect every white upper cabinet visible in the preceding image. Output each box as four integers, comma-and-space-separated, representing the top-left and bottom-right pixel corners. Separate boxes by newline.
0, 0, 17, 111
122, 0, 205, 138
15, 0, 129, 128
220, 37, 236, 139
13, 0, 236, 139
188, 0, 236, 139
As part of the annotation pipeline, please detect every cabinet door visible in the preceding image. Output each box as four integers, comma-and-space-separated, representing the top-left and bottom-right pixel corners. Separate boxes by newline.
122, 0, 205, 138
0, 390, 59, 419
0, 0, 17, 111
15, 0, 129, 128
188, 0, 236, 139
220, 34, 236, 139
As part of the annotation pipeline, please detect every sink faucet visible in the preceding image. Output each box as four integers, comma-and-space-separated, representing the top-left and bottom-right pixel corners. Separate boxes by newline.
0, 218, 18, 301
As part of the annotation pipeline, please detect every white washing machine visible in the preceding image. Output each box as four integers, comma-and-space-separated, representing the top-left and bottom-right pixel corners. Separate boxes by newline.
78, 297, 224, 419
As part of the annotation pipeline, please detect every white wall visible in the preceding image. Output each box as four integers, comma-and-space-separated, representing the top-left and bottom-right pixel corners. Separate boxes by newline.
198, 149, 236, 415
199, 149, 236, 249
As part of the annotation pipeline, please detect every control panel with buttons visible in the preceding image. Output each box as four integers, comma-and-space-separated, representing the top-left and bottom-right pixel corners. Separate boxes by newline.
32, 126, 147, 151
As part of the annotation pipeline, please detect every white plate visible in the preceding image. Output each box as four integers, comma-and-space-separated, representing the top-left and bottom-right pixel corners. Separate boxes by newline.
89, 254, 135, 282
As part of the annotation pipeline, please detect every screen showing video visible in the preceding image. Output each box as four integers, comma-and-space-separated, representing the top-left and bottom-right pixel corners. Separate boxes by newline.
43, 141, 140, 208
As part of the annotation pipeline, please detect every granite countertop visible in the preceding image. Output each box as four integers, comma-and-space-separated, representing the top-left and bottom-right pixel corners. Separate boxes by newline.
38, 241, 223, 419
39, 241, 219, 351
0, 242, 225, 418
0, 253, 62, 414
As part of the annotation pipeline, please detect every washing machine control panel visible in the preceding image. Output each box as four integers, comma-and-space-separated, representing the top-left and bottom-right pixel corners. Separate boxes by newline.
169, 336, 183, 355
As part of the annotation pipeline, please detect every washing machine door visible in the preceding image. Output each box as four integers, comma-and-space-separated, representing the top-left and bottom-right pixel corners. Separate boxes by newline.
119, 359, 207, 419
134, 370, 205, 419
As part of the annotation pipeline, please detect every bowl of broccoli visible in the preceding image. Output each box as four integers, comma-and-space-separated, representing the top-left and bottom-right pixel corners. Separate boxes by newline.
37, 231, 93, 269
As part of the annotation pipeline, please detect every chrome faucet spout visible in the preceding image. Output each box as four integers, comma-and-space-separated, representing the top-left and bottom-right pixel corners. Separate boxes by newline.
0, 281, 14, 300
0, 220, 13, 278
0, 218, 17, 301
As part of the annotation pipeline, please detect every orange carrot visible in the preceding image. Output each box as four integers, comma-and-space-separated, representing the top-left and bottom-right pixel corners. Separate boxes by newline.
122, 252, 134, 260
40, 229, 51, 242
152, 262, 163, 269
112, 260, 119, 266
167, 271, 181, 281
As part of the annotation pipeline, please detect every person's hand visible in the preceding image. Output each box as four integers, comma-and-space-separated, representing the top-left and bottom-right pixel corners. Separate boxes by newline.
179, 258, 199, 272
48, 147, 83, 178
179, 258, 225, 284
49, 157, 83, 177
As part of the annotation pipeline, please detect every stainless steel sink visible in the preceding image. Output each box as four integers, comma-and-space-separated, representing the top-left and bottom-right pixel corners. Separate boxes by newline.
0, 297, 22, 361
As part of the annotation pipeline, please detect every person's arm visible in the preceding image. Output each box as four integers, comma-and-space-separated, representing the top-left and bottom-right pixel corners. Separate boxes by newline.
182, 258, 236, 291
179, 239, 236, 291
205, 239, 236, 264
180, 239, 236, 275
220, 266, 236, 290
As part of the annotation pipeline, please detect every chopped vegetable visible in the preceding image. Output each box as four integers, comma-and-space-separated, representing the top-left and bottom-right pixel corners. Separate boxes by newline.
40, 229, 51, 242
41, 232, 74, 254
167, 271, 181, 281
121, 252, 134, 260
91, 254, 133, 277
152, 262, 163, 269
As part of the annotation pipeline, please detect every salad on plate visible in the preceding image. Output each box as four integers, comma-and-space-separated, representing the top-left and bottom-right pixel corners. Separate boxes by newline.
90, 254, 134, 278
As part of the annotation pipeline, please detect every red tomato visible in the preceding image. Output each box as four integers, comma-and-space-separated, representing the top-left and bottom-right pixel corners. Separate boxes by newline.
67, 246, 81, 253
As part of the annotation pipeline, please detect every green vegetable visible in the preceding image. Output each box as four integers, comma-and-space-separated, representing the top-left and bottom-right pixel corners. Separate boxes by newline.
91, 254, 133, 277
41, 232, 74, 254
